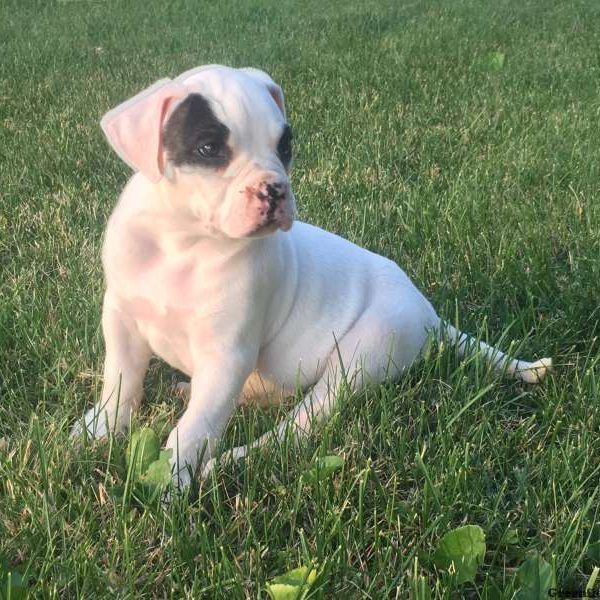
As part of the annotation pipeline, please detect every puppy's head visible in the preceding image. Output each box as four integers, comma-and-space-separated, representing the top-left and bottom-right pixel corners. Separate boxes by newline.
101, 65, 295, 239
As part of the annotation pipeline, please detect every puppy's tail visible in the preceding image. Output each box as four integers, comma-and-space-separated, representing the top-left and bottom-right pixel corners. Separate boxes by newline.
438, 322, 552, 384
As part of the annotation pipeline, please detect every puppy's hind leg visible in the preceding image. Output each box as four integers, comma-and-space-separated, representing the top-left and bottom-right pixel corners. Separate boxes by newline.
202, 307, 429, 476
71, 301, 151, 439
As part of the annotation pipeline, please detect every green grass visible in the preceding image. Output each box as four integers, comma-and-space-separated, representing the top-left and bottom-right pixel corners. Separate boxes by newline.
1, 0, 600, 597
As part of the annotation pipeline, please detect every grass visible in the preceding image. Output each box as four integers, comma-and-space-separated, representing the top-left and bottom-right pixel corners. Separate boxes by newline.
1, 0, 599, 596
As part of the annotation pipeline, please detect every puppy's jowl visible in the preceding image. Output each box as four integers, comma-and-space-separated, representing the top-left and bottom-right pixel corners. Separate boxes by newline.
72, 65, 551, 488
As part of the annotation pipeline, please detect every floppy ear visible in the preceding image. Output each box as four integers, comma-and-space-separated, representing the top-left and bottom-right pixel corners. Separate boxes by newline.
240, 67, 286, 119
100, 78, 188, 183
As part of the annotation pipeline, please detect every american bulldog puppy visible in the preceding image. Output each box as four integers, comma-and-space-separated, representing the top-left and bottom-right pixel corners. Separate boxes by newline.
71, 65, 551, 487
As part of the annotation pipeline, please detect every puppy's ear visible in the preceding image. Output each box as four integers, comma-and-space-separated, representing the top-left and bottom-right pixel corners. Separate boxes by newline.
101, 79, 188, 183
240, 68, 286, 119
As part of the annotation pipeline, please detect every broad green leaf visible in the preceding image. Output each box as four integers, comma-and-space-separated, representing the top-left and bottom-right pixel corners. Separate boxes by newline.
433, 525, 486, 584
514, 552, 555, 600
266, 566, 317, 600
140, 449, 173, 489
265, 584, 304, 600
302, 455, 344, 484
133, 449, 174, 504
126, 428, 160, 480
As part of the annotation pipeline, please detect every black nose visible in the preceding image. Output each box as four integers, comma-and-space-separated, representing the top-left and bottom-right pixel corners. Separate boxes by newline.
257, 181, 287, 206
266, 182, 285, 201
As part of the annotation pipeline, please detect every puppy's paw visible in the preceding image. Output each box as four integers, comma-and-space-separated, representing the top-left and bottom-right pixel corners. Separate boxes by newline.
171, 466, 193, 490
201, 457, 218, 480
70, 419, 84, 440
70, 407, 121, 440
516, 357, 553, 384
201, 444, 248, 479
70, 414, 102, 441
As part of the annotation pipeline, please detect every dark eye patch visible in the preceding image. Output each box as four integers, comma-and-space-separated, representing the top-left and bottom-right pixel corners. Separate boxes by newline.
163, 94, 232, 169
277, 124, 293, 169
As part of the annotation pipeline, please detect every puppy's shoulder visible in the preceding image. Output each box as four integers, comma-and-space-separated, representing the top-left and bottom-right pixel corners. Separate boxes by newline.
102, 174, 161, 274
108, 173, 158, 222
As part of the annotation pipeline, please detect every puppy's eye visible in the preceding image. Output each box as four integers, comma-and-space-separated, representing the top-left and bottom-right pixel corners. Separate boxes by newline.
278, 140, 291, 161
197, 142, 220, 158
277, 125, 293, 168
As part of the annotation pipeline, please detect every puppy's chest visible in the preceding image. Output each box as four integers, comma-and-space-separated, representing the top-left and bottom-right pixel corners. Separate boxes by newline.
106, 235, 242, 326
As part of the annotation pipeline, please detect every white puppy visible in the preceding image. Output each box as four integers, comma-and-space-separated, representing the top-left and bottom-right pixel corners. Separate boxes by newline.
72, 65, 551, 487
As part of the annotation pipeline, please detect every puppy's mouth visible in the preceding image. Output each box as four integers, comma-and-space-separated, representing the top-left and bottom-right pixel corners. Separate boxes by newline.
274, 215, 294, 232
248, 217, 293, 238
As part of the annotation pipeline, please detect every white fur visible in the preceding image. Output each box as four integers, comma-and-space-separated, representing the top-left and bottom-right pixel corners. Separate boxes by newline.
72, 66, 551, 488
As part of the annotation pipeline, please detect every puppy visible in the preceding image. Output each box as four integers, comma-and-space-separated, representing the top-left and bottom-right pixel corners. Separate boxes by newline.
72, 65, 551, 487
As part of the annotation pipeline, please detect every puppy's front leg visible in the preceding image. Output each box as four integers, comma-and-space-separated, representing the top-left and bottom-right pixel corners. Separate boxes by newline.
71, 299, 151, 439
166, 349, 255, 488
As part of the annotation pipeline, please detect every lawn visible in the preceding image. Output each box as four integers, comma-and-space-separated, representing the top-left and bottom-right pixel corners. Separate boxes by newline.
1, 0, 599, 597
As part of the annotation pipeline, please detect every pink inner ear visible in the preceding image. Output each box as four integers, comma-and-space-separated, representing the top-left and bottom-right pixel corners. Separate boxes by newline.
101, 79, 188, 183
266, 84, 286, 119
